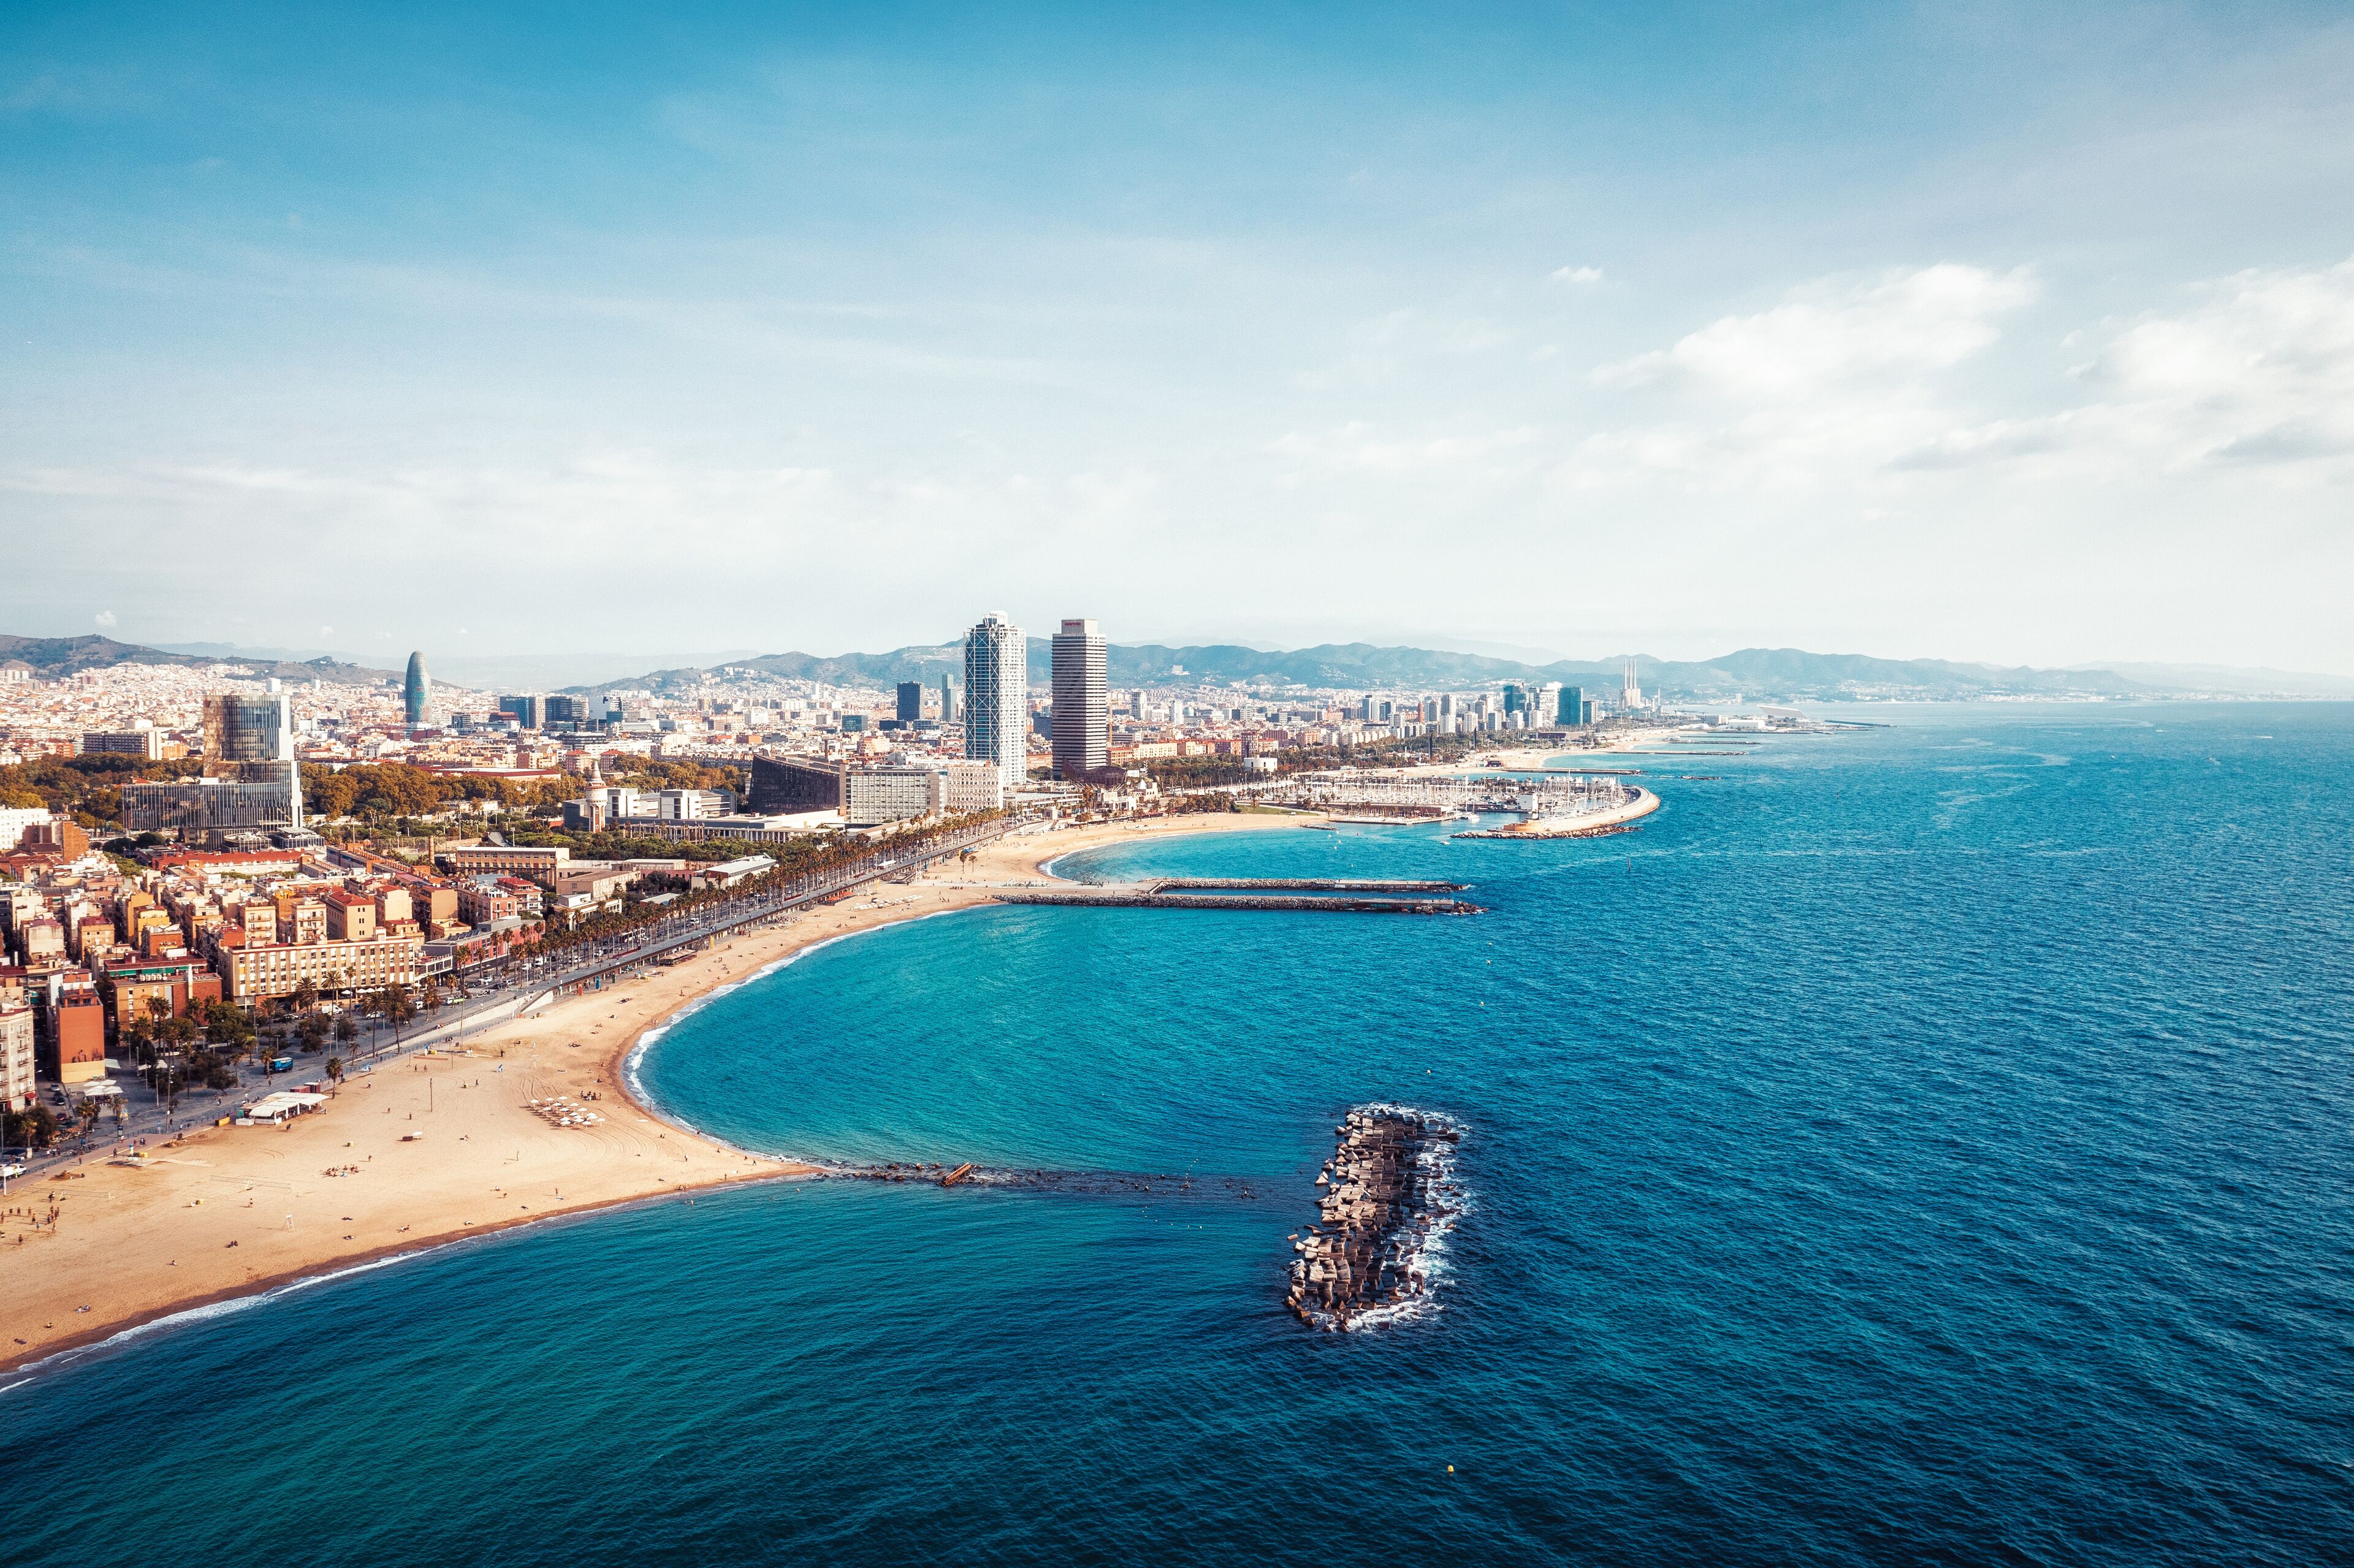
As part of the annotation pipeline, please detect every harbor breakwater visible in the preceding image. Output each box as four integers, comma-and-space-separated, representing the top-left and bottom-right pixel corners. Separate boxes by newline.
1287, 1106, 1464, 1331
837, 1161, 1265, 1201
834, 1122, 1472, 1337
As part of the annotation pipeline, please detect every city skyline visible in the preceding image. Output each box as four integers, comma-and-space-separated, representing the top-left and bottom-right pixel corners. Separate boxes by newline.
5, 4, 2353, 672
2, 11, 2347, 1559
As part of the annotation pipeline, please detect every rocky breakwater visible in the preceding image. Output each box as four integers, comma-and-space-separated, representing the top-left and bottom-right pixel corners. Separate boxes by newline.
1286, 1106, 1462, 1331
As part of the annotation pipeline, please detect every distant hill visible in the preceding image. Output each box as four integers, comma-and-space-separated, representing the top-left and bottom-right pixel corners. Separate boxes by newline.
2071, 661, 2354, 698
0, 633, 402, 685
20, 630, 2343, 701
154, 643, 755, 692
0, 633, 194, 676
561, 637, 2353, 702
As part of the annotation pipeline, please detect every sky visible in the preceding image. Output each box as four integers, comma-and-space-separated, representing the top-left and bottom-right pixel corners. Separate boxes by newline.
4, 1, 2352, 672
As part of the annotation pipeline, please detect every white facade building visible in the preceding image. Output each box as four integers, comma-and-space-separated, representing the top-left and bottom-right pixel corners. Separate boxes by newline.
1, 1006, 34, 1113
0, 805, 53, 853
845, 767, 940, 828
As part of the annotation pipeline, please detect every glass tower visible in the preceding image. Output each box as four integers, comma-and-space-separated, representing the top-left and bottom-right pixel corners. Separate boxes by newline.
962, 613, 1029, 788
404, 650, 432, 728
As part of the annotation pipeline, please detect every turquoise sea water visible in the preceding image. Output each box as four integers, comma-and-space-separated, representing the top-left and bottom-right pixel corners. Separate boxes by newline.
6, 705, 2353, 1565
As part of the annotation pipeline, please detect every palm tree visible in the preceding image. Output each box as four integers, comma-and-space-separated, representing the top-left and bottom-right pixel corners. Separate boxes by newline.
376, 984, 418, 1046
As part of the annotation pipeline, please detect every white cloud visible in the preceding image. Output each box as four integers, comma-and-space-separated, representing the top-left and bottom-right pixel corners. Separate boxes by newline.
1900, 256, 2354, 478
94, 609, 116, 628
1544, 254, 2354, 521
1270, 422, 1540, 474
1553, 264, 2037, 493
1550, 265, 1604, 285
1596, 263, 2037, 394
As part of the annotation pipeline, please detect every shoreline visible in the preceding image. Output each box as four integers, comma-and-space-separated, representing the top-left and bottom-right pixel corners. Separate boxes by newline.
1, 811, 1309, 1378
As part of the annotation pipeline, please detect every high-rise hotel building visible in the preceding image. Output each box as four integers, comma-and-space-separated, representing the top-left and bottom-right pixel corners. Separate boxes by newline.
1049, 618, 1108, 779
962, 612, 1030, 788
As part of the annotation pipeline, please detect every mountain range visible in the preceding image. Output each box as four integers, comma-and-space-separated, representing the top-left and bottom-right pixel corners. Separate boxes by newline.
0, 634, 402, 685
573, 641, 2354, 701
10, 632, 2353, 702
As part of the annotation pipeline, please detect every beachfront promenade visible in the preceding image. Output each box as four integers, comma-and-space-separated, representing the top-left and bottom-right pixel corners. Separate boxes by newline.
456, 814, 1021, 1008
7, 816, 1022, 1180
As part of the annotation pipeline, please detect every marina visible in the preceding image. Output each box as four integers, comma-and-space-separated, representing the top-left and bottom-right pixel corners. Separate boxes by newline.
1262, 768, 1655, 838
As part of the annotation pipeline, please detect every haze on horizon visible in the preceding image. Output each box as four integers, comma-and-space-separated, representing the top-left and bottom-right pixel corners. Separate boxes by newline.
4, 2, 2351, 674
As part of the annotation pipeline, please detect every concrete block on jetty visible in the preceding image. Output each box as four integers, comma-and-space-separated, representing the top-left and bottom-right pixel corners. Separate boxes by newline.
1286, 1105, 1463, 1331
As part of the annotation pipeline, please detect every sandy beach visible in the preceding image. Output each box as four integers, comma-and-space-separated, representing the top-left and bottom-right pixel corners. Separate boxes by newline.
0, 811, 1306, 1374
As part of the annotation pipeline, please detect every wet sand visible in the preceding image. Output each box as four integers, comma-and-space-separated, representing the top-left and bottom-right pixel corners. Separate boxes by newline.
0, 812, 1305, 1373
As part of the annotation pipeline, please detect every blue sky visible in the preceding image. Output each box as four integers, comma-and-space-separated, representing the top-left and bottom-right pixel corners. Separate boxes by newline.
5, 2, 2352, 670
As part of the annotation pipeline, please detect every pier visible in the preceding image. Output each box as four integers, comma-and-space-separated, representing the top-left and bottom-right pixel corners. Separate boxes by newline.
995, 877, 1479, 915
1143, 877, 1467, 894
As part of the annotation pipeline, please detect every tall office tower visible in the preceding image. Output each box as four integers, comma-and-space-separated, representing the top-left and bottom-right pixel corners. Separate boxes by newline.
962, 612, 1029, 788
404, 650, 433, 728
1049, 618, 1108, 780
1558, 685, 1586, 726
896, 682, 924, 725
199, 691, 302, 829
939, 675, 956, 725
204, 691, 292, 765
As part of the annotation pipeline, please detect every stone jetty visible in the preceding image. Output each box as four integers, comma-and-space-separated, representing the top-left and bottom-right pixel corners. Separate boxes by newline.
1287, 1106, 1461, 1331
836, 1162, 1263, 1202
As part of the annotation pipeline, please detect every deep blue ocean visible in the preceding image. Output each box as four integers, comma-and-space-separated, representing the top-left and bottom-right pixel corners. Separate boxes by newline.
7, 704, 2353, 1565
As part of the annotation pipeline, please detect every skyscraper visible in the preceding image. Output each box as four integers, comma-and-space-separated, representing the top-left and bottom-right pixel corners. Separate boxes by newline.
962, 612, 1029, 788
896, 682, 924, 725
199, 691, 302, 829
202, 691, 292, 765
1558, 685, 1586, 726
939, 674, 956, 725
404, 650, 432, 728
1050, 618, 1108, 779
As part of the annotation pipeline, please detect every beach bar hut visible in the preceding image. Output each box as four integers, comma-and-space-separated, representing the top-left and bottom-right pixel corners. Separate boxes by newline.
238, 1090, 329, 1126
